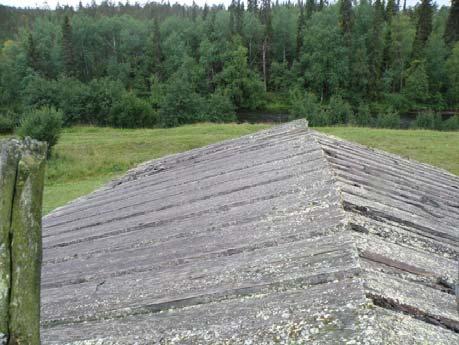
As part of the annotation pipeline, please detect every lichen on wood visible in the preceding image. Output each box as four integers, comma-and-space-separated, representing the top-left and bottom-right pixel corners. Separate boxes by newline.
0, 141, 20, 344
0, 139, 46, 345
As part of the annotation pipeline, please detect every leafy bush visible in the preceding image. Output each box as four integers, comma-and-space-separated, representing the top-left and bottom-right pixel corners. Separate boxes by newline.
204, 91, 236, 123
349, 103, 373, 127
17, 106, 63, 158
159, 74, 206, 127
288, 89, 320, 122
54, 77, 90, 126
382, 93, 412, 114
442, 115, 459, 131
86, 78, 125, 126
109, 93, 158, 128
324, 95, 353, 125
413, 111, 443, 130
0, 111, 20, 133
21, 74, 59, 109
376, 108, 400, 129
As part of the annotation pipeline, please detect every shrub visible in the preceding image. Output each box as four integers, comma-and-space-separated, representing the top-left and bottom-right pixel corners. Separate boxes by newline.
159, 75, 206, 127
442, 115, 459, 131
21, 74, 59, 109
86, 78, 125, 126
376, 108, 400, 129
324, 95, 353, 125
413, 111, 443, 130
288, 89, 320, 122
382, 93, 412, 114
349, 103, 373, 127
54, 77, 90, 126
109, 93, 158, 128
17, 106, 63, 158
0, 111, 20, 134
204, 91, 237, 123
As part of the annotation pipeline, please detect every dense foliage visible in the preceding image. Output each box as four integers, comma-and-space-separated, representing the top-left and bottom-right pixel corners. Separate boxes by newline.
17, 106, 63, 157
0, 0, 458, 130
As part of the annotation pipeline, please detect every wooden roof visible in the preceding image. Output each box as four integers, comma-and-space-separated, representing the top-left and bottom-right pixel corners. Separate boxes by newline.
41, 120, 459, 344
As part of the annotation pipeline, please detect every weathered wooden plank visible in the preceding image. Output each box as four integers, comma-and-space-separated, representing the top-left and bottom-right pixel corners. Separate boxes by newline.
353, 232, 457, 281
43, 150, 328, 237
41, 233, 358, 322
42, 168, 339, 248
42, 278, 366, 344
342, 193, 458, 244
364, 270, 459, 331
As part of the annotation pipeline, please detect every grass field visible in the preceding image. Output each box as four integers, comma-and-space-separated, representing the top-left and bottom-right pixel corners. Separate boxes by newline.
1, 124, 458, 214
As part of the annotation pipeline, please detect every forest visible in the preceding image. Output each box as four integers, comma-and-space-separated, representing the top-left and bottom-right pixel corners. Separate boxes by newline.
0, 0, 459, 132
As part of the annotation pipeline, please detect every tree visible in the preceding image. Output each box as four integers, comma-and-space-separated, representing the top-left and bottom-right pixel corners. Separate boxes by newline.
217, 40, 265, 110
404, 60, 429, 105
386, 0, 397, 20
300, 9, 349, 101
339, 0, 353, 37
296, 1, 305, 60
306, 0, 315, 19
412, 0, 433, 59
61, 15, 76, 77
26, 33, 40, 72
145, 17, 164, 82
260, 0, 273, 90
202, 3, 209, 21
368, 0, 385, 98
444, 0, 459, 46
248, 0, 259, 13
445, 42, 459, 105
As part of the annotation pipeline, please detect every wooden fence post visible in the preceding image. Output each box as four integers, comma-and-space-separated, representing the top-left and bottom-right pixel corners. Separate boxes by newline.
0, 138, 47, 345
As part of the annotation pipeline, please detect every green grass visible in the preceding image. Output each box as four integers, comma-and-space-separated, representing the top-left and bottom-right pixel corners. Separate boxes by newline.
1, 124, 457, 214
316, 127, 459, 176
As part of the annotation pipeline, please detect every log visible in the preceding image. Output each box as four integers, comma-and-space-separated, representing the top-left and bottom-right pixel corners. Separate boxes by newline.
2, 139, 46, 345
0, 141, 20, 345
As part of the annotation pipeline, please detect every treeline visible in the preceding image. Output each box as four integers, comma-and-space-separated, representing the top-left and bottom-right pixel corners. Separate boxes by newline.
0, 0, 459, 132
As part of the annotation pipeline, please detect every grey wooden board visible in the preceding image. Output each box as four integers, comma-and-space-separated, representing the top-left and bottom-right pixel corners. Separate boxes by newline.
41, 121, 459, 344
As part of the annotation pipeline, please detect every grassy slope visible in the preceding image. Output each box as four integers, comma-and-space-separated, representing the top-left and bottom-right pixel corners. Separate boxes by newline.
1, 124, 457, 214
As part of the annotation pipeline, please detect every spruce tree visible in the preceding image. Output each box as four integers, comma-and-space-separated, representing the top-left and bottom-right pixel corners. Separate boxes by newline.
26, 32, 40, 72
260, 0, 272, 90
248, 0, 258, 13
296, 1, 305, 61
368, 0, 385, 98
412, 0, 433, 59
444, 0, 459, 46
146, 17, 164, 81
339, 0, 353, 37
61, 15, 75, 77
306, 0, 315, 19
386, 0, 397, 20
318, 0, 325, 11
202, 3, 209, 21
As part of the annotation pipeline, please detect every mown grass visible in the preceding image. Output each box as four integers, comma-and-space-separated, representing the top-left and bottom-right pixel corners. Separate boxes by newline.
1, 124, 457, 214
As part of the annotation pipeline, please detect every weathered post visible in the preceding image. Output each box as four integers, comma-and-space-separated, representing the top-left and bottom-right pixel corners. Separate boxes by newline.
0, 138, 46, 345
0, 142, 20, 345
